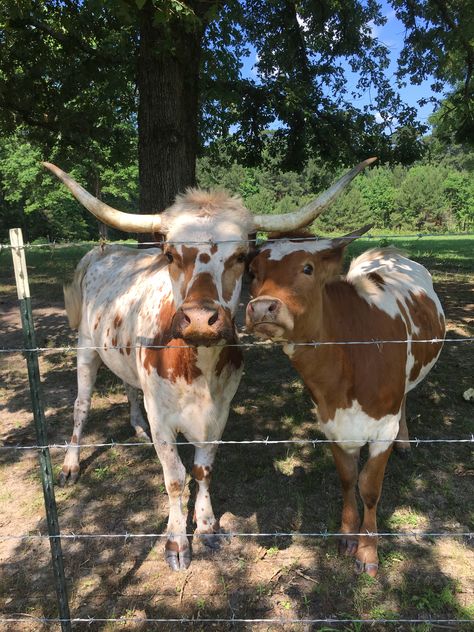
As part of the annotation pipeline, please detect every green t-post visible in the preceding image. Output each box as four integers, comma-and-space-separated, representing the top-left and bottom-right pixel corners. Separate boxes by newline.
9, 228, 71, 631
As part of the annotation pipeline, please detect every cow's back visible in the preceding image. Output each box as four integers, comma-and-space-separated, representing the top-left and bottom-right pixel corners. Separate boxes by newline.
68, 245, 170, 387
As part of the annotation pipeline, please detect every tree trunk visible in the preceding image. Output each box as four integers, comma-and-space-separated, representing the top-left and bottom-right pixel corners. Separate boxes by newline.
137, 2, 205, 244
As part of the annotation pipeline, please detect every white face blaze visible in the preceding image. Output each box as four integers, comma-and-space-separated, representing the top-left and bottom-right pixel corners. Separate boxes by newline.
165, 213, 250, 315
261, 238, 333, 262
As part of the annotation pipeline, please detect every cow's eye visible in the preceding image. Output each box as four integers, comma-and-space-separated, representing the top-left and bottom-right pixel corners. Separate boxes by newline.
165, 251, 174, 264
303, 264, 313, 275
236, 253, 246, 264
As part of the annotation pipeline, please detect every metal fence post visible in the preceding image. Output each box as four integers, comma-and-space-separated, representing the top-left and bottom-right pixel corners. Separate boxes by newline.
9, 228, 72, 632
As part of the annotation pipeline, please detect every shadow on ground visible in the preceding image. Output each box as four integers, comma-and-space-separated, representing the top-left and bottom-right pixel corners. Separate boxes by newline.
0, 260, 473, 631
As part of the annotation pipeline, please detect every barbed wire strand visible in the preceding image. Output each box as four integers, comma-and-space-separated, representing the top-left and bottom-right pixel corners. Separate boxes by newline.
1, 231, 473, 250
1, 337, 472, 355
1, 436, 473, 451
0, 616, 471, 625
0, 530, 471, 542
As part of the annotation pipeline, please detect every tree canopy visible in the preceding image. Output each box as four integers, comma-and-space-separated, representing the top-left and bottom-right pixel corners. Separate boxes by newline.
0, 0, 472, 233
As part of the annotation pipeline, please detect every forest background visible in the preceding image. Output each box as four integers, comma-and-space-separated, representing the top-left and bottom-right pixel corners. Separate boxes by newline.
0, 0, 473, 242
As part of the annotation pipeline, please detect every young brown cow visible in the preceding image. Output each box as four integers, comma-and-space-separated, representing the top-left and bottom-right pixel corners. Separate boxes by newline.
246, 230, 445, 575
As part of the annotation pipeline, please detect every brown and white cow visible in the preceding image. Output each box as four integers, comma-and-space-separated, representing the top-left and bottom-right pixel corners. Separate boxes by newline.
246, 231, 445, 576
44, 159, 376, 570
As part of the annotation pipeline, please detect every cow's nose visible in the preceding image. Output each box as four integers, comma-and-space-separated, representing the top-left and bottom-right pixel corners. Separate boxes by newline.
247, 297, 281, 323
180, 303, 221, 329
172, 301, 232, 343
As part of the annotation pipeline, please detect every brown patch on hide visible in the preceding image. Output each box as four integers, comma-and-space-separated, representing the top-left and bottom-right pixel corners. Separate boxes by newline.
186, 273, 219, 303
193, 465, 212, 482
113, 314, 122, 329
368, 272, 385, 288
142, 299, 202, 384
406, 291, 445, 382
192, 465, 205, 481
165, 540, 180, 552
199, 253, 210, 263
221, 251, 246, 302
215, 343, 243, 376
397, 299, 413, 335
168, 481, 182, 495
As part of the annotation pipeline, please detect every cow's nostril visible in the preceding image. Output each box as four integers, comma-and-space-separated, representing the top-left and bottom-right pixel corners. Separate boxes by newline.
182, 311, 191, 324
268, 302, 277, 313
208, 311, 219, 326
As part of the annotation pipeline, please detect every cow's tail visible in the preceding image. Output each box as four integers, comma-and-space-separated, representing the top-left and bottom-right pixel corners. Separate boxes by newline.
63, 248, 103, 329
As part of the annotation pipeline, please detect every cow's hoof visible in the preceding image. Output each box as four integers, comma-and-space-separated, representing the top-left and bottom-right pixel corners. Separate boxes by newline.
58, 467, 79, 487
354, 559, 379, 577
165, 541, 191, 571
338, 537, 358, 556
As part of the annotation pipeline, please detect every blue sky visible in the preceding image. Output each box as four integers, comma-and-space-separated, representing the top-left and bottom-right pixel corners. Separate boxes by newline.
239, 1, 437, 127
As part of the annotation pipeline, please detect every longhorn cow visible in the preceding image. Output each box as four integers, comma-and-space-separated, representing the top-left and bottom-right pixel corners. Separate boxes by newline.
44, 158, 376, 570
246, 230, 445, 576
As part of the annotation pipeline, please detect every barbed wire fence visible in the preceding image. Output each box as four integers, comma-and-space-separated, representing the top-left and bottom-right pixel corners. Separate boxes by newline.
1, 228, 473, 629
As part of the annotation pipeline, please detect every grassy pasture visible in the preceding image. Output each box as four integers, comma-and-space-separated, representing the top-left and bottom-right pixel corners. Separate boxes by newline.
0, 235, 473, 631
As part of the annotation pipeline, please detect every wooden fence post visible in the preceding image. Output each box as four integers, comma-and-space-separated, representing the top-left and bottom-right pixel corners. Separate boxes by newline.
9, 228, 72, 632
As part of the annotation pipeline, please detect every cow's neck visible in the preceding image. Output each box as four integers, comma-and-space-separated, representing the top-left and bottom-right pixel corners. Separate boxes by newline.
284, 279, 358, 420
196, 345, 226, 371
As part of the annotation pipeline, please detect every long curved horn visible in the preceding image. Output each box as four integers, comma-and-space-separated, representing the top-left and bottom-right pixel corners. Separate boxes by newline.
42, 162, 162, 233
252, 157, 377, 232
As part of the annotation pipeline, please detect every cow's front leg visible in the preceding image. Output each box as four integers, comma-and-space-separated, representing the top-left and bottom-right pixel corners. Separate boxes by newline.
356, 445, 393, 577
330, 443, 360, 556
152, 435, 190, 571
193, 445, 224, 550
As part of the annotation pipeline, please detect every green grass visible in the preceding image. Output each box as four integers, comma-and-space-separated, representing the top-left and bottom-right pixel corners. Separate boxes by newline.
347, 235, 473, 272
0, 235, 472, 299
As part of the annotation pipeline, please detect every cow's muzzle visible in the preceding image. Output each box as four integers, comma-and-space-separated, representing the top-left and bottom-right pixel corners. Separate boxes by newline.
246, 296, 293, 339
172, 301, 234, 345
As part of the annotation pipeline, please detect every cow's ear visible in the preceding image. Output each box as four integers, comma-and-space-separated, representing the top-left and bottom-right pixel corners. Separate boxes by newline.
329, 224, 373, 249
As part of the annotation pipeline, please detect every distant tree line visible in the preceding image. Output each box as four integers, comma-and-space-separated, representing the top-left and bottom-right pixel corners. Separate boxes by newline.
0, 123, 472, 243
198, 133, 474, 234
